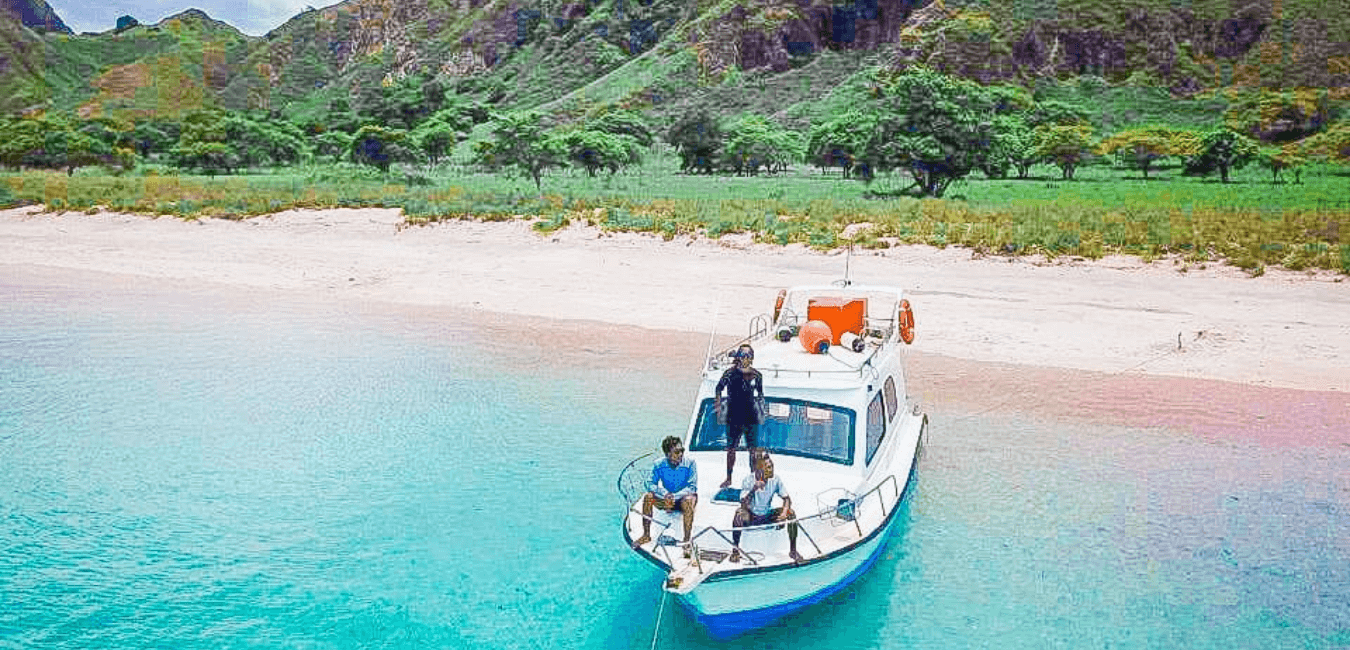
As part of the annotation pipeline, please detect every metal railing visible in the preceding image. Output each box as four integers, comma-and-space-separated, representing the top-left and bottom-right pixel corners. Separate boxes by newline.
618, 456, 902, 573
705, 315, 897, 378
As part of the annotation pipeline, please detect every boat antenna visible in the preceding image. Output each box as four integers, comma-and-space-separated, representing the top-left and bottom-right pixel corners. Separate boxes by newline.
839, 242, 853, 287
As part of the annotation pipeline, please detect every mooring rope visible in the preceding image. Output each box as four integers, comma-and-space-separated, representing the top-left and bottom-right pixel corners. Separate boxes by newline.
649, 590, 668, 650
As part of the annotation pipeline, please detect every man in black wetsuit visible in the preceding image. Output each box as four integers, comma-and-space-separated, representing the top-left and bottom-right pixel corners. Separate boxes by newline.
715, 343, 763, 489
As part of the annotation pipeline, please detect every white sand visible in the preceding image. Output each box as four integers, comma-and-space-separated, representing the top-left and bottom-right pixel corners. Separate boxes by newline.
3, 205, 1348, 393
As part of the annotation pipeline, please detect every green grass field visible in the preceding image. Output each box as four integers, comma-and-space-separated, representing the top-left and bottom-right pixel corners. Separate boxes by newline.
4, 155, 1347, 274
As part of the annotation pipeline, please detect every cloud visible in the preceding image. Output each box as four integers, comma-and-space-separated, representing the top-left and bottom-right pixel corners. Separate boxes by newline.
240, 0, 343, 34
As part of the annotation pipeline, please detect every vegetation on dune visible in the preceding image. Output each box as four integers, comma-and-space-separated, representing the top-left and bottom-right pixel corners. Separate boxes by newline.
4, 152, 1348, 275
3, 0, 1349, 275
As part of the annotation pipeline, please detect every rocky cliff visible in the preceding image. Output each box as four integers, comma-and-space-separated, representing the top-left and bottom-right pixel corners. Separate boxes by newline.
2, 0, 70, 34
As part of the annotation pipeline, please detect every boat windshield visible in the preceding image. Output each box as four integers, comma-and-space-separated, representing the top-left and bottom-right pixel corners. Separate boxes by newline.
689, 398, 855, 465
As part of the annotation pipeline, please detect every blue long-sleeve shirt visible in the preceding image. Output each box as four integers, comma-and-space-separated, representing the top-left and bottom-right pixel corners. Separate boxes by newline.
647, 456, 698, 500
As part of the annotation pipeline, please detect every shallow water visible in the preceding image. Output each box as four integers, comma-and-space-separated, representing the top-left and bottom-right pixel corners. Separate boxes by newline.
2, 273, 1348, 649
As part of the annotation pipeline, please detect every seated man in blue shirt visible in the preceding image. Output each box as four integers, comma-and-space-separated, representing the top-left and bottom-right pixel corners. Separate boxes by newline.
729, 450, 803, 564
633, 435, 699, 548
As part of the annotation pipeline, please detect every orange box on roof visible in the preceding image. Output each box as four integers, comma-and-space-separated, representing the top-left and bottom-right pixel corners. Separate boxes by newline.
807, 297, 866, 345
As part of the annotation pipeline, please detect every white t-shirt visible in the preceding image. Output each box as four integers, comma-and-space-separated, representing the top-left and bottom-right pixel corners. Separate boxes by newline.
741, 474, 788, 516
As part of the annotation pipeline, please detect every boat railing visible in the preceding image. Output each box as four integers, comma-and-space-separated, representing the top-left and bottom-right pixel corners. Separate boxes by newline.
617, 452, 658, 508
619, 454, 902, 570
704, 310, 899, 376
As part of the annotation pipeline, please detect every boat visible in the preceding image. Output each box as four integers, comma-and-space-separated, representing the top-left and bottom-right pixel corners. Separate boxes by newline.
618, 281, 928, 639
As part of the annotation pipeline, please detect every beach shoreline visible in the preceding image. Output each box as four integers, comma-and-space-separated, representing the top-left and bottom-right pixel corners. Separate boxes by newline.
3, 205, 1348, 397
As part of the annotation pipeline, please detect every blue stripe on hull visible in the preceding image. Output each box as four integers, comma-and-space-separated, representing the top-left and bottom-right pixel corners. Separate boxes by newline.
684, 511, 901, 640
682, 448, 923, 640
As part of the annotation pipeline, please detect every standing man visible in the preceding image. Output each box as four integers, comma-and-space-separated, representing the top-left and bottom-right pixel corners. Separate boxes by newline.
716, 343, 763, 489
633, 435, 698, 548
729, 450, 803, 564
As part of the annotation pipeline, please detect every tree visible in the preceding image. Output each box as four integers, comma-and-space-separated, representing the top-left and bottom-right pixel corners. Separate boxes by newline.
997, 116, 1045, 179
323, 97, 361, 134
354, 76, 435, 131
421, 78, 447, 114
861, 67, 1004, 197
1257, 144, 1307, 184
557, 129, 642, 176
131, 121, 175, 158
171, 141, 237, 176
719, 113, 802, 176
1096, 127, 1196, 179
1036, 125, 1094, 180
666, 110, 722, 174
584, 109, 654, 148
476, 111, 566, 192
408, 108, 469, 166
985, 84, 1035, 116
62, 131, 112, 175
78, 117, 133, 151
0, 115, 134, 175
1024, 100, 1094, 129
982, 115, 1036, 179
411, 122, 459, 165
0, 117, 52, 170
350, 125, 416, 172
171, 109, 236, 173
314, 131, 353, 163
1189, 128, 1261, 183
807, 110, 878, 179
225, 114, 309, 168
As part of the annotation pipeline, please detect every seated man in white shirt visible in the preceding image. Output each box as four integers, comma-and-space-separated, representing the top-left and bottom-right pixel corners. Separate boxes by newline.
729, 450, 803, 564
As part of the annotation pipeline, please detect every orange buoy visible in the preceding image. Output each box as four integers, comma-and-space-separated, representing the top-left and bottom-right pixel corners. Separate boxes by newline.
799, 320, 832, 354
772, 289, 787, 322
899, 299, 915, 344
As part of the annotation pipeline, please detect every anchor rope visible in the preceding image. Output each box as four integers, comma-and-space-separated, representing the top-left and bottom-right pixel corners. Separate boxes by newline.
649, 590, 668, 650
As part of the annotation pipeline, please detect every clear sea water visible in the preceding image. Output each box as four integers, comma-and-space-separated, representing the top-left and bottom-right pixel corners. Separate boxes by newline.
3, 273, 1349, 649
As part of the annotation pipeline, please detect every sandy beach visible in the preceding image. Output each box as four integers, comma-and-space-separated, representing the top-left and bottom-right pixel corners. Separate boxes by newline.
3, 204, 1349, 443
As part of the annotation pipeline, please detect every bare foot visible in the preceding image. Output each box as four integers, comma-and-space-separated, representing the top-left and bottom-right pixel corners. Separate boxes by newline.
632, 535, 651, 548
790, 550, 805, 564
729, 548, 741, 563
719, 477, 732, 489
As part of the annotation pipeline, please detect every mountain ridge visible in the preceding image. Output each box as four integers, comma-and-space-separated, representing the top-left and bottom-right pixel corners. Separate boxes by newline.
1, 0, 70, 34
3, 0, 1347, 127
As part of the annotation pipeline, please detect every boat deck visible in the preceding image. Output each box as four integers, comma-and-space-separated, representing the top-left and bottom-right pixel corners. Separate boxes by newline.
624, 457, 908, 591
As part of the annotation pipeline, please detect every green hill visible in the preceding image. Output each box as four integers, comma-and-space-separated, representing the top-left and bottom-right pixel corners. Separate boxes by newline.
2, 0, 1347, 133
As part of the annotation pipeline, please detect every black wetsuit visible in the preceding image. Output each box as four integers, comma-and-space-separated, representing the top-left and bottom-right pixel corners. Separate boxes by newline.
717, 367, 763, 450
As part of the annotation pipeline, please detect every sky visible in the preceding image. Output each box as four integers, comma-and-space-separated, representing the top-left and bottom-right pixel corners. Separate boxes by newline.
46, 0, 344, 37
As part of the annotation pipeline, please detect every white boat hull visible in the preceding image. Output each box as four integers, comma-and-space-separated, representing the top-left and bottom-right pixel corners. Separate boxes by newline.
618, 282, 929, 640
661, 411, 925, 640
677, 462, 914, 639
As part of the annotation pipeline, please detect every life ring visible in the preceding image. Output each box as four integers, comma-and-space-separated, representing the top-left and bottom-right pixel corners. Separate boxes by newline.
772, 289, 787, 322
898, 299, 915, 344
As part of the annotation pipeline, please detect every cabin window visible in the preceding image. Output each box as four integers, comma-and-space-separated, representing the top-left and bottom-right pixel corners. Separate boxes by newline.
866, 391, 886, 465
883, 376, 899, 421
689, 398, 855, 465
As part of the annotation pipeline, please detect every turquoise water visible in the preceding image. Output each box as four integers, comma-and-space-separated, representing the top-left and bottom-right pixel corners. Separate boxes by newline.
3, 275, 1349, 649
